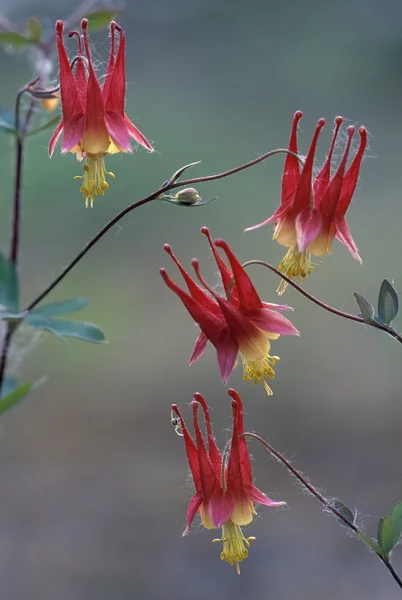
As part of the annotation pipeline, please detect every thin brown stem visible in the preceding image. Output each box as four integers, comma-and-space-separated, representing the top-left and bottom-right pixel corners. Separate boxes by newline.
25, 148, 301, 311
242, 432, 402, 591
241, 260, 402, 344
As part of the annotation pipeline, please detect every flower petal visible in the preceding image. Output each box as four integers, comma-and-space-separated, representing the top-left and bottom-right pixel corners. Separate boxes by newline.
295, 206, 322, 252
337, 126, 367, 215
200, 227, 238, 303
281, 110, 303, 206
292, 118, 325, 214
171, 404, 200, 491
214, 239, 263, 310
183, 491, 203, 536
216, 329, 239, 384
313, 116, 343, 204
245, 307, 299, 336
246, 485, 286, 508
334, 213, 362, 263
125, 116, 154, 152
193, 393, 222, 477
209, 490, 235, 528
105, 111, 131, 152
189, 331, 208, 365
48, 119, 64, 157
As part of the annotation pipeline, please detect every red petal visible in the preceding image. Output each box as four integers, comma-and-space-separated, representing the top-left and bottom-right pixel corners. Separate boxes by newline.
337, 126, 367, 215
188, 331, 208, 365
48, 119, 63, 157
225, 394, 249, 502
125, 116, 153, 151
227, 389, 253, 487
214, 239, 262, 310
103, 24, 126, 116
81, 19, 107, 141
313, 117, 343, 204
193, 393, 222, 478
292, 118, 326, 214
246, 485, 285, 507
317, 126, 354, 218
295, 206, 322, 252
160, 268, 225, 346
164, 244, 220, 316
200, 227, 238, 303
208, 489, 235, 527
216, 329, 239, 384
105, 111, 131, 152
183, 491, 203, 536
245, 307, 299, 336
244, 201, 289, 232
192, 401, 222, 502
55, 21, 85, 152
281, 110, 303, 206
334, 213, 362, 263
102, 22, 117, 101
171, 404, 200, 491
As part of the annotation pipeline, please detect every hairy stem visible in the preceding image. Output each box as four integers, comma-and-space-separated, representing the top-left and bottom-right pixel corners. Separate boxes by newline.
241, 260, 402, 344
242, 432, 402, 590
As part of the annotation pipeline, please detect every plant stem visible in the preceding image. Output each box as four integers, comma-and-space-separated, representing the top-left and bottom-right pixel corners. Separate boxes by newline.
25, 148, 299, 311
241, 260, 402, 344
242, 431, 402, 591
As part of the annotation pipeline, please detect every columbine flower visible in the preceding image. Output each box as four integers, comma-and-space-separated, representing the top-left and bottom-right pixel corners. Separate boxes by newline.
160, 227, 299, 394
49, 19, 153, 207
172, 389, 285, 574
246, 112, 367, 294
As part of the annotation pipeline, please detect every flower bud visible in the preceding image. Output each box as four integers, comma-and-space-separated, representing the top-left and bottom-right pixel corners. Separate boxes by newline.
174, 188, 200, 205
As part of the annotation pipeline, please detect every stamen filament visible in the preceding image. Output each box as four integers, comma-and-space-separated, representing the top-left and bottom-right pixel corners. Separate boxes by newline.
213, 521, 255, 574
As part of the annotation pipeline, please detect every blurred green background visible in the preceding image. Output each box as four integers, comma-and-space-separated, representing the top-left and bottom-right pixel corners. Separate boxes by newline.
1, 0, 402, 598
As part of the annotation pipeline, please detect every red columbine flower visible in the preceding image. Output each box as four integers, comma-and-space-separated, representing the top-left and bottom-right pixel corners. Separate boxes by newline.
160, 227, 299, 394
246, 112, 367, 294
172, 389, 285, 574
49, 19, 153, 207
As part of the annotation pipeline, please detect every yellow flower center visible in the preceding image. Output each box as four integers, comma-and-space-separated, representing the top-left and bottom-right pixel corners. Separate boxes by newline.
74, 153, 115, 207
277, 246, 314, 295
241, 354, 279, 396
213, 521, 256, 575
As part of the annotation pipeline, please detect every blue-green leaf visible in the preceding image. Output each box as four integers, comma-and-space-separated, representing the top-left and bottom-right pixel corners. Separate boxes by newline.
85, 10, 118, 31
26, 314, 106, 343
0, 31, 31, 48
30, 297, 90, 318
359, 532, 383, 555
26, 17, 42, 43
333, 500, 355, 528
1, 377, 20, 397
354, 292, 374, 324
378, 279, 399, 326
0, 254, 19, 312
0, 382, 33, 415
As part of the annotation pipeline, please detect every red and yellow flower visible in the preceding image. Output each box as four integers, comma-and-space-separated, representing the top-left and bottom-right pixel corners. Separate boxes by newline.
172, 389, 285, 574
49, 19, 153, 207
160, 227, 299, 394
246, 112, 367, 293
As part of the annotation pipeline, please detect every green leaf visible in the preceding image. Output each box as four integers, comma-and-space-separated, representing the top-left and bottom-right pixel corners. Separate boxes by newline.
1, 377, 19, 397
27, 114, 60, 137
333, 500, 355, 528
354, 292, 374, 324
0, 254, 19, 312
359, 532, 383, 555
30, 297, 90, 318
390, 501, 402, 545
0, 31, 32, 47
26, 314, 106, 343
0, 106, 16, 134
378, 279, 399, 325
377, 516, 399, 555
0, 382, 33, 415
85, 10, 118, 31
26, 17, 42, 42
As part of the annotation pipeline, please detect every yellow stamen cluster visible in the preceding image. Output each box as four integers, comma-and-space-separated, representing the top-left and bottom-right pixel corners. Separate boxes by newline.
213, 521, 256, 575
242, 354, 279, 396
74, 153, 115, 207
277, 246, 314, 295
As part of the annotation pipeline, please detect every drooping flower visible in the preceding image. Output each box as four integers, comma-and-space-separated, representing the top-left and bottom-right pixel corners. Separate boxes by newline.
172, 389, 285, 574
246, 112, 367, 294
160, 228, 299, 394
49, 19, 153, 207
